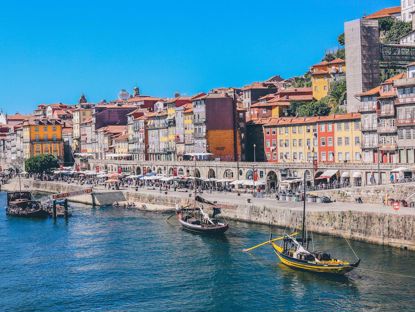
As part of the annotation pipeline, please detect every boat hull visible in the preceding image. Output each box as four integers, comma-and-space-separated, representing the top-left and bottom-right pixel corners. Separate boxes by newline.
178, 219, 229, 234
271, 243, 357, 275
6, 208, 50, 219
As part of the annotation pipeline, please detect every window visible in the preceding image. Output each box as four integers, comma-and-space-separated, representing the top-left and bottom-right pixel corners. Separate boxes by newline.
35, 127, 39, 132
355, 152, 361, 161
43, 135, 48, 141
292, 126, 297, 134
337, 137, 343, 146
328, 152, 334, 161
337, 123, 342, 131
328, 137, 333, 146
279, 152, 284, 160
338, 152, 343, 161
52, 135, 57, 141
299, 152, 303, 160
279, 139, 283, 147
266, 141, 270, 148
320, 137, 326, 146
354, 136, 360, 145
344, 122, 350, 130
43, 126, 47, 131
345, 137, 350, 146
285, 127, 288, 134
293, 152, 297, 160
345, 152, 350, 161
293, 139, 297, 147
321, 152, 326, 161
285, 139, 289, 147
266, 129, 270, 135
306, 126, 311, 133
307, 152, 311, 161
272, 139, 277, 147
354, 121, 360, 130
320, 124, 325, 132
266, 153, 271, 160
327, 124, 332, 132
307, 139, 311, 147
298, 127, 303, 134
52, 126, 57, 131
299, 139, 303, 147
272, 129, 276, 135
313, 138, 318, 147
279, 128, 283, 135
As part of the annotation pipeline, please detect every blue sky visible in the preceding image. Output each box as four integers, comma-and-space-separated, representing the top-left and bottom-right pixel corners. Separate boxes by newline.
0, 0, 398, 113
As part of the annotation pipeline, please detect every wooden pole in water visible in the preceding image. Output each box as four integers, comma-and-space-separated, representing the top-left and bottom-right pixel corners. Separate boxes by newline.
64, 199, 68, 220
52, 200, 57, 220
91, 192, 96, 207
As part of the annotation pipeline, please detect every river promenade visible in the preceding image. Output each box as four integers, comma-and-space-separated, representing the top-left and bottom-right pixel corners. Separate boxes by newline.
3, 178, 415, 251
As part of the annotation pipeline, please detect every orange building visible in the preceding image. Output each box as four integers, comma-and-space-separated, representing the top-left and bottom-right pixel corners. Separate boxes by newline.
22, 119, 64, 160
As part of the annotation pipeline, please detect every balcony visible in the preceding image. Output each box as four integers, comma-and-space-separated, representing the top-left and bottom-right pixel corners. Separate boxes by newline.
361, 141, 378, 149
377, 125, 397, 134
194, 132, 206, 139
397, 118, 415, 126
378, 109, 395, 117
359, 103, 377, 113
361, 124, 377, 131
395, 96, 415, 105
379, 143, 397, 151
194, 119, 206, 125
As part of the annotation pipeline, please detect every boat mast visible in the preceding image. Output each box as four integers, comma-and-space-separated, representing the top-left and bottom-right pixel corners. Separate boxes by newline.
301, 170, 306, 246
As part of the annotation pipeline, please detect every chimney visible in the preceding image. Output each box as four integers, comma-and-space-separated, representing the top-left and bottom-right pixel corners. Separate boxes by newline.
174, 92, 180, 98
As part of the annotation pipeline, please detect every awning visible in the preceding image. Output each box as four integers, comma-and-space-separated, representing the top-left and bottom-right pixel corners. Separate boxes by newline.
341, 172, 350, 178
352, 172, 362, 179
316, 170, 339, 180
280, 178, 303, 185
391, 167, 411, 173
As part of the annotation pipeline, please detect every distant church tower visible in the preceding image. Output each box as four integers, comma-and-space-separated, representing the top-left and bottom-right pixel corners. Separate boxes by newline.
79, 94, 87, 104
133, 86, 140, 97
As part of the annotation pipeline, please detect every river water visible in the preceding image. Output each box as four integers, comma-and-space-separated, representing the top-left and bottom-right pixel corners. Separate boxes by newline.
0, 194, 414, 311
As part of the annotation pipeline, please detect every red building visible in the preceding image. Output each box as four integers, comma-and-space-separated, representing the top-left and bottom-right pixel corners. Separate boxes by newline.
317, 120, 335, 163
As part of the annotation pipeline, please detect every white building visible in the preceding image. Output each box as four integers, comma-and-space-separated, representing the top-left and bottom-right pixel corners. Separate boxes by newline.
402, 0, 415, 22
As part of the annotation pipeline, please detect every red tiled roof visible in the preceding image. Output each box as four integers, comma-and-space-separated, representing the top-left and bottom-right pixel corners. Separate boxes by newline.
264, 113, 361, 127
365, 6, 401, 20
383, 73, 405, 84
357, 86, 381, 97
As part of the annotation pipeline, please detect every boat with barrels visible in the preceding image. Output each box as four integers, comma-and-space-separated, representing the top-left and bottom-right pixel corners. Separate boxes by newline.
176, 195, 229, 234
244, 171, 360, 275
6, 191, 49, 218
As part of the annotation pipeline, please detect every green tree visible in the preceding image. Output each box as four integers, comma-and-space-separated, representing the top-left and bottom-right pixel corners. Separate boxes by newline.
297, 99, 331, 117
338, 33, 345, 46
379, 17, 395, 33
25, 154, 59, 174
383, 19, 412, 44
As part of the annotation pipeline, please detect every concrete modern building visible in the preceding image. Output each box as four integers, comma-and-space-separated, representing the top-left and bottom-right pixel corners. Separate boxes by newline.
345, 19, 381, 113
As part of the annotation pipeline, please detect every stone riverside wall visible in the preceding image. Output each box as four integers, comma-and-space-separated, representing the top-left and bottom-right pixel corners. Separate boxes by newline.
5, 180, 415, 250
312, 183, 415, 204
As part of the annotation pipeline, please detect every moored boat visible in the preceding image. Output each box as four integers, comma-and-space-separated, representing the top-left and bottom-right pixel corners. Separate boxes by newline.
243, 171, 360, 275
176, 196, 229, 234
6, 191, 50, 219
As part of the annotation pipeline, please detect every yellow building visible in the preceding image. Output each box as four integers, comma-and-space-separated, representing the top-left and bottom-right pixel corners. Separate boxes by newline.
311, 58, 346, 100
263, 113, 361, 164
22, 119, 63, 160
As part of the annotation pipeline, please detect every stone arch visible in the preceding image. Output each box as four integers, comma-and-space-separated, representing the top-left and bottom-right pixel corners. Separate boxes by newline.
168, 167, 174, 176
194, 168, 201, 178
304, 169, 312, 181
246, 169, 253, 180
208, 168, 216, 179
223, 169, 234, 179
178, 167, 185, 176
267, 170, 278, 191
157, 167, 163, 175
136, 167, 142, 175
146, 167, 152, 174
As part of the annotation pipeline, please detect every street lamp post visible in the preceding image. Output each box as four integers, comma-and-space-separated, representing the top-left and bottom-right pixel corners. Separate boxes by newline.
253, 144, 256, 196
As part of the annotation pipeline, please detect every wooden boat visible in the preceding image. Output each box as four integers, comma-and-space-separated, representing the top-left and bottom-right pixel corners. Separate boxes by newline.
176, 196, 229, 234
6, 191, 50, 219
244, 171, 360, 275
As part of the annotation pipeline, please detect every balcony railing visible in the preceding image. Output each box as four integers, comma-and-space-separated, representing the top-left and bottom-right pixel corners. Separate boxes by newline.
193, 119, 206, 125
361, 141, 377, 149
395, 96, 415, 105
194, 132, 206, 139
379, 143, 397, 151
394, 77, 415, 87
397, 118, 415, 126
359, 103, 377, 113
378, 109, 395, 117
361, 124, 377, 131
377, 126, 397, 134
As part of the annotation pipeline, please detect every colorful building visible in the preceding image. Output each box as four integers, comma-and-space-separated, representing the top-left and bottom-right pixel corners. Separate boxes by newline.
262, 113, 362, 164
22, 119, 64, 160
311, 58, 346, 100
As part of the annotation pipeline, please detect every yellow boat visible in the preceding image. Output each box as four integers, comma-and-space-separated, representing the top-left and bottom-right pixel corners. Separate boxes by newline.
243, 171, 361, 276
270, 235, 360, 275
